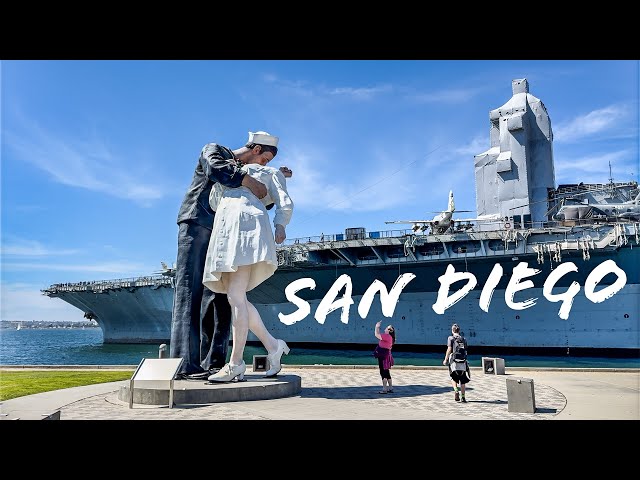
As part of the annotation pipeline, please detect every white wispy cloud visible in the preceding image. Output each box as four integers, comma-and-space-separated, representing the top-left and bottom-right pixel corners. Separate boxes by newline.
409, 87, 483, 104
1, 260, 149, 275
554, 104, 630, 143
282, 139, 468, 227
1, 238, 79, 257
262, 74, 392, 101
554, 150, 634, 184
4, 115, 168, 206
272, 81, 475, 103
285, 143, 415, 217
1, 282, 84, 322
454, 135, 488, 156
262, 74, 316, 98
327, 85, 393, 100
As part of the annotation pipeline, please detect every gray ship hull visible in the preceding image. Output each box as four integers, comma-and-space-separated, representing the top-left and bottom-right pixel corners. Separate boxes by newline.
49, 279, 174, 344
45, 241, 639, 354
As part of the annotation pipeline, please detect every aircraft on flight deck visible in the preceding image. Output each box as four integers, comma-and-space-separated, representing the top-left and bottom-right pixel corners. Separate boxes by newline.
384, 190, 477, 234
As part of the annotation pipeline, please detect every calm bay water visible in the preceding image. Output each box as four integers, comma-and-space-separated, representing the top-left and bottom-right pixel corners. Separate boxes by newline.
1, 327, 639, 368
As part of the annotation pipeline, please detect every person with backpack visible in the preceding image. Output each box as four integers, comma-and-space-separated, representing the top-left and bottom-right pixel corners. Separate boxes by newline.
442, 323, 470, 402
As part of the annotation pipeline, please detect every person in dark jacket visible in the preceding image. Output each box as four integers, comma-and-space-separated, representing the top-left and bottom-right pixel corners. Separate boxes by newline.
171, 131, 287, 379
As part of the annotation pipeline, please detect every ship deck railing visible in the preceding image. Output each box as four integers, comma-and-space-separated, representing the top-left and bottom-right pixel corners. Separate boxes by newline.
274, 219, 639, 268
553, 181, 638, 197
43, 275, 173, 295
279, 218, 639, 247
42, 219, 639, 292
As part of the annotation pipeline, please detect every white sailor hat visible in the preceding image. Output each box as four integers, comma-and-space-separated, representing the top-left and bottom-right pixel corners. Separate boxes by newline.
248, 131, 279, 147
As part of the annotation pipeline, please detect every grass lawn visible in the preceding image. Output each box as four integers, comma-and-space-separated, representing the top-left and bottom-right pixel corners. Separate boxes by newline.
0, 370, 134, 401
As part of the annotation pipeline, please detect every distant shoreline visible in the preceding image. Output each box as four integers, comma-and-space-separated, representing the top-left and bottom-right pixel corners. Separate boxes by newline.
0, 320, 99, 329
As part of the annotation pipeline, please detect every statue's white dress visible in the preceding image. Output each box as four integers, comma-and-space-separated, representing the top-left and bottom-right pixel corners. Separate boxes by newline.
202, 164, 293, 293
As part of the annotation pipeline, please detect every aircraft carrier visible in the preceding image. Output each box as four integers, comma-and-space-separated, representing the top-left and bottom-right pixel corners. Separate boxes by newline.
43, 78, 640, 356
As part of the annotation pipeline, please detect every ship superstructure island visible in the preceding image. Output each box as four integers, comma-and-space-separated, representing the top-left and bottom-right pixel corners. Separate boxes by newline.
43, 79, 640, 355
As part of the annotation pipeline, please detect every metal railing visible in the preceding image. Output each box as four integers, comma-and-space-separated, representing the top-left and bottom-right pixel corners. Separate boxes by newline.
43, 275, 173, 294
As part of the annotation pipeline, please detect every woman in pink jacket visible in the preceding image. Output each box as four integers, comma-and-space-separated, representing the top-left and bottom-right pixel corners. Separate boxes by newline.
373, 320, 396, 393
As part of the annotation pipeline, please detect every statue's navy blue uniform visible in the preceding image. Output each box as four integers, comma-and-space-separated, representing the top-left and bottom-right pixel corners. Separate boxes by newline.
171, 143, 245, 376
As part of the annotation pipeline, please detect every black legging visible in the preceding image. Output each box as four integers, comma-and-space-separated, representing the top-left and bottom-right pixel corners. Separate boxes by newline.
378, 357, 391, 380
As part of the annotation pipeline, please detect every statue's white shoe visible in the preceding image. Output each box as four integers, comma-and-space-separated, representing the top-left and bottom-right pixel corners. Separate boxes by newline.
265, 340, 290, 377
207, 361, 246, 382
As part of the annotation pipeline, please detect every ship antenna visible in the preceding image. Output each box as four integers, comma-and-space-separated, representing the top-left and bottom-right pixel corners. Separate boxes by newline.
609, 160, 614, 185
608, 160, 615, 196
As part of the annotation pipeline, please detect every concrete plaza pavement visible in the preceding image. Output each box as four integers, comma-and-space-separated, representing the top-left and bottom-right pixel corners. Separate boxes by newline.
1, 365, 638, 420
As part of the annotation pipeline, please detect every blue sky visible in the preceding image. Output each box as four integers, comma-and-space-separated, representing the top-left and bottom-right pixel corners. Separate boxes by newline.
1, 60, 638, 323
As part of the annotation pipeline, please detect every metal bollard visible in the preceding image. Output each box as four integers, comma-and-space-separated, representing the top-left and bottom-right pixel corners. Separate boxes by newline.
158, 343, 168, 359
482, 357, 506, 375
506, 377, 536, 413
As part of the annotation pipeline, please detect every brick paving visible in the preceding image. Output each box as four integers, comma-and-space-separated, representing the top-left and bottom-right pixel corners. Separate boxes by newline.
59, 367, 565, 420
